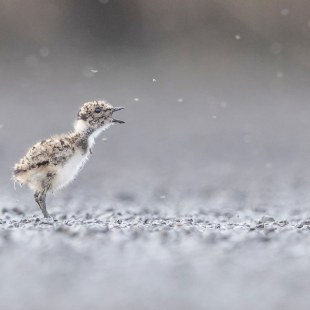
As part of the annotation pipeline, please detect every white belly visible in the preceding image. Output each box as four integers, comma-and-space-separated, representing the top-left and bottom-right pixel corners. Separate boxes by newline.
52, 151, 90, 190
51, 125, 112, 191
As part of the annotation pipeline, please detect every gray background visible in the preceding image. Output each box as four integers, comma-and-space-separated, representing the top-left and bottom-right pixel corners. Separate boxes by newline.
2, 1, 310, 309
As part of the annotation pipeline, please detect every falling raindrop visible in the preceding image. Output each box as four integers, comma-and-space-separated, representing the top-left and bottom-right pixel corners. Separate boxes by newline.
220, 101, 227, 108
277, 72, 284, 78
281, 8, 289, 16
83, 66, 96, 77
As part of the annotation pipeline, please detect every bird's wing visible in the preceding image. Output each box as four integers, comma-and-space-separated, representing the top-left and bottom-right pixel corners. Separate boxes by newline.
14, 136, 74, 172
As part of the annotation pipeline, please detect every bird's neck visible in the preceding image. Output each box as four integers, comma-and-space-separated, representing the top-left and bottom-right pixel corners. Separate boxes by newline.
73, 120, 95, 153
74, 120, 93, 135
73, 120, 112, 152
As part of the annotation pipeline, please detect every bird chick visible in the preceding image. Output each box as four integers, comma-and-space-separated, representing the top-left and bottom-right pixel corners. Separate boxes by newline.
12, 100, 125, 217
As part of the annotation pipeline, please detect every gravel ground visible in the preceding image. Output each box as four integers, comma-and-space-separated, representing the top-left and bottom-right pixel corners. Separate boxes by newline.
2, 184, 310, 310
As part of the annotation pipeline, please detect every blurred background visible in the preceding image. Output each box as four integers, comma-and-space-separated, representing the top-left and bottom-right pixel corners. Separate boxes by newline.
2, 0, 310, 207
3, 2, 310, 310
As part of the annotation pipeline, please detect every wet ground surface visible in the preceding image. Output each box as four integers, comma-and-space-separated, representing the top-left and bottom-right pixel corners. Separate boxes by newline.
1, 189, 310, 310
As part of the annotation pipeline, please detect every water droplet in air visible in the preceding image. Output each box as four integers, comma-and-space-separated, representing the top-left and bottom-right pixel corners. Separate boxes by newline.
83, 66, 98, 77
134, 98, 140, 102
277, 72, 284, 78
281, 8, 289, 16
235, 35, 241, 40
220, 101, 227, 108
177, 98, 183, 103
152, 78, 157, 82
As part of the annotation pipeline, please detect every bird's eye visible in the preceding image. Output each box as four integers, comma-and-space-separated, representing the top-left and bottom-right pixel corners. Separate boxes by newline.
95, 107, 101, 113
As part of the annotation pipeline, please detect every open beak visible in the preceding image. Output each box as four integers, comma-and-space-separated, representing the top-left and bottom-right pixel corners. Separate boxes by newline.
112, 107, 125, 124
112, 107, 124, 112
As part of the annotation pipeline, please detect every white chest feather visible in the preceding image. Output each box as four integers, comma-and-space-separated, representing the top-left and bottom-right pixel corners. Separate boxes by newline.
53, 151, 90, 190
88, 123, 112, 148
52, 124, 112, 190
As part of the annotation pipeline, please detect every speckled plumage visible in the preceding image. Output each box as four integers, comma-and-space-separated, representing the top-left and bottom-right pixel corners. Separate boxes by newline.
12, 100, 124, 217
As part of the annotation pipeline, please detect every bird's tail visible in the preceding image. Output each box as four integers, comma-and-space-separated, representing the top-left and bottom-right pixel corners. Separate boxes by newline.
11, 166, 27, 186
